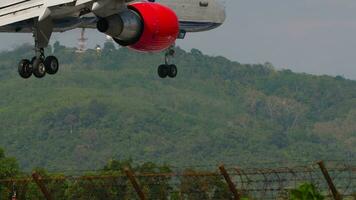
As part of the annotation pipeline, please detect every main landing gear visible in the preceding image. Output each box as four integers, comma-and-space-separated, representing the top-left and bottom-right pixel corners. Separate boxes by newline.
18, 17, 58, 79
18, 49, 59, 79
157, 47, 177, 78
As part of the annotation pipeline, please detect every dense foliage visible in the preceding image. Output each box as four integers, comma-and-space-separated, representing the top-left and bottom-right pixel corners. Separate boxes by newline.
290, 183, 324, 200
0, 42, 355, 171
0, 156, 234, 200
0, 151, 335, 199
0, 147, 19, 198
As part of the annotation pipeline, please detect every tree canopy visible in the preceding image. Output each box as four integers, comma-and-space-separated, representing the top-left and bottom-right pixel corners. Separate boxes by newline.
0, 42, 354, 171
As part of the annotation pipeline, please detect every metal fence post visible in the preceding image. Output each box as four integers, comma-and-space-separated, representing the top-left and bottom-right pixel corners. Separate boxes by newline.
219, 164, 241, 200
124, 167, 146, 200
32, 172, 52, 200
317, 161, 342, 200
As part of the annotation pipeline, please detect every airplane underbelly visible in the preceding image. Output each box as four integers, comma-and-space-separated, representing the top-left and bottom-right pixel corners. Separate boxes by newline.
158, 0, 225, 32
179, 21, 222, 32
0, 0, 225, 33
0, 17, 220, 33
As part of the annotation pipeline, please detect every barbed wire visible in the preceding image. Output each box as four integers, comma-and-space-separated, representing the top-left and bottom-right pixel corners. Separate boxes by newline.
0, 160, 355, 199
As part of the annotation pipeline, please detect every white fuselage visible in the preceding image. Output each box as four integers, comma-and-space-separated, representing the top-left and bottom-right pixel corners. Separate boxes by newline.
0, 0, 226, 33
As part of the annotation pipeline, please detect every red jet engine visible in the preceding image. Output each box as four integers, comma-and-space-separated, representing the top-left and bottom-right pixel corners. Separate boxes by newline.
97, 2, 179, 52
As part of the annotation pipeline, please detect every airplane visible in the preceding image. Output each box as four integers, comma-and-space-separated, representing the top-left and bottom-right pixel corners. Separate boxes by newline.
0, 0, 226, 79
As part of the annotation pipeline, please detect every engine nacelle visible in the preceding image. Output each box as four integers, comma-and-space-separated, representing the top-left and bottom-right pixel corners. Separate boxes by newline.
97, 2, 179, 52
97, 10, 143, 46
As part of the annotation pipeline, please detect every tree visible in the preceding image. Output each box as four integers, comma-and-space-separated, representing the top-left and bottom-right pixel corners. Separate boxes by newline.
137, 162, 172, 200
103, 41, 116, 53
290, 183, 324, 200
0, 148, 19, 200
179, 169, 229, 200
53, 41, 66, 54
64, 114, 79, 134
0, 148, 19, 179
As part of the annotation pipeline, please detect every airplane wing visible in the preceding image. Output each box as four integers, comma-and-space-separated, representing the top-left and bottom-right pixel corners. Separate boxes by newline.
0, 0, 84, 27
0, 0, 46, 26
0, 0, 139, 27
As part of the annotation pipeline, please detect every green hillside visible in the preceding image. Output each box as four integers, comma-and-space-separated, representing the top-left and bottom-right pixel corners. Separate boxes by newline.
0, 43, 355, 171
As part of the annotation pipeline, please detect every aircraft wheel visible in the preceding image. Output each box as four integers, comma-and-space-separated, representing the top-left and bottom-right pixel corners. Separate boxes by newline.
158, 64, 169, 78
32, 58, 46, 78
18, 59, 32, 79
44, 56, 59, 75
168, 64, 178, 78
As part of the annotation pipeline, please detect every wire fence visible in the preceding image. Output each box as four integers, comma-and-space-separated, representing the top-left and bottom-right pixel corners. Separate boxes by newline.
0, 160, 355, 200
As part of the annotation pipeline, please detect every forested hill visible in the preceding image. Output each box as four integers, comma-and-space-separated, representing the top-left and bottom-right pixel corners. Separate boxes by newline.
0, 42, 355, 171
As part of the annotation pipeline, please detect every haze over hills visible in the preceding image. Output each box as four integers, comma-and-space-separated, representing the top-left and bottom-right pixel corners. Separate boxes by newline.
0, 43, 355, 171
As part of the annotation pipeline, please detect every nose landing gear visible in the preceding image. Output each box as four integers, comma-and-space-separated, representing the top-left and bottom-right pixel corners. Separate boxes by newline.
157, 47, 177, 78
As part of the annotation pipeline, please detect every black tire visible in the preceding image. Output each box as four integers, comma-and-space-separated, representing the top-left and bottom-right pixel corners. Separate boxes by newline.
18, 59, 32, 79
32, 58, 46, 78
168, 64, 178, 78
158, 64, 169, 78
44, 56, 59, 75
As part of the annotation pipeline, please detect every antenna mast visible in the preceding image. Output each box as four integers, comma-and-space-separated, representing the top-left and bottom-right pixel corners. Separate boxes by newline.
76, 28, 87, 53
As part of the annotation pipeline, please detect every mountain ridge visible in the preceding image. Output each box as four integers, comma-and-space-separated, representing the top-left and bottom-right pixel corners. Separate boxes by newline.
0, 42, 355, 171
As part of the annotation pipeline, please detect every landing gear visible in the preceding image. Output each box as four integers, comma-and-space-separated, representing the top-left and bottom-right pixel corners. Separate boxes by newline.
17, 18, 57, 79
18, 59, 32, 79
32, 57, 46, 78
158, 64, 177, 78
157, 47, 178, 78
44, 56, 59, 75
168, 64, 177, 78
158, 64, 168, 78
18, 49, 59, 79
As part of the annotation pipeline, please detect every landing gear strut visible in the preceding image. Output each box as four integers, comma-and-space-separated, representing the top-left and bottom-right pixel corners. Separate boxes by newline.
157, 47, 177, 78
18, 18, 58, 79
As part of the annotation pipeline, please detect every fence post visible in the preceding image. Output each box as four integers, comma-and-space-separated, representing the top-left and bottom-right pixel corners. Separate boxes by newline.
317, 161, 342, 200
32, 172, 52, 200
124, 167, 146, 200
219, 164, 241, 200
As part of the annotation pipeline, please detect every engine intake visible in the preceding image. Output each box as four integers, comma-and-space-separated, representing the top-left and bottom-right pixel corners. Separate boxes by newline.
97, 10, 143, 46
97, 2, 179, 52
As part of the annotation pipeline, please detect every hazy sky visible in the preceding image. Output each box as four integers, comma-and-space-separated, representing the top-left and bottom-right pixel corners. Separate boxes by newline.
1, 0, 356, 79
